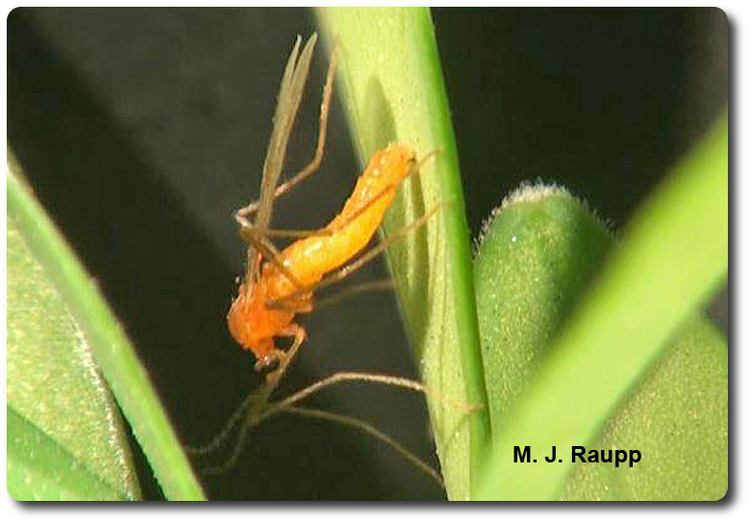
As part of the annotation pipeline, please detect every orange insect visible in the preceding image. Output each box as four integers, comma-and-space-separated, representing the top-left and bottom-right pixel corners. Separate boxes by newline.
188, 34, 454, 486
228, 143, 418, 371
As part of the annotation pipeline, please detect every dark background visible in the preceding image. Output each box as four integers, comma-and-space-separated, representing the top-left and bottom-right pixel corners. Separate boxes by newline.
7, 7, 728, 500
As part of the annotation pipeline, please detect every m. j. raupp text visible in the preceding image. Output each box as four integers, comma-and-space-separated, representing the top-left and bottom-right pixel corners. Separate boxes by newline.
514, 446, 642, 467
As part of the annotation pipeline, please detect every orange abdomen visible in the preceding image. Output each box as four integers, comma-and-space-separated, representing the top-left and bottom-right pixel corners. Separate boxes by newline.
267, 144, 415, 300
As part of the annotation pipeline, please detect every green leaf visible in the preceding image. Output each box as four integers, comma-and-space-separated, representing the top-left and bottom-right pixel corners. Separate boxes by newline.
560, 315, 728, 501
316, 7, 490, 500
7, 149, 206, 501
8, 177, 140, 500
7, 406, 125, 501
474, 183, 727, 500
474, 185, 613, 435
476, 111, 728, 500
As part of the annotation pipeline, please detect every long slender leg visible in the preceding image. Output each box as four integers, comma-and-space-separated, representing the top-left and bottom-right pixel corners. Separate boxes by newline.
241, 227, 305, 290
267, 372, 481, 418
184, 389, 257, 456
280, 406, 444, 487
236, 149, 437, 243
192, 324, 306, 474
235, 43, 340, 224
236, 177, 407, 240
260, 323, 307, 385
185, 327, 305, 457
310, 279, 396, 311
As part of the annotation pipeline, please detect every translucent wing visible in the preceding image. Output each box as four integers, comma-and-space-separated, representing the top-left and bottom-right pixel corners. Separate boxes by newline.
248, 33, 318, 282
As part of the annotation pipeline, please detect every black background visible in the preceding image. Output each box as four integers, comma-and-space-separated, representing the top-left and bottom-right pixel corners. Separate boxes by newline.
7, 7, 728, 500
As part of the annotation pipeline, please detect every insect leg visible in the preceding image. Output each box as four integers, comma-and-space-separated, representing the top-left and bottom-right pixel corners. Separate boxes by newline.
239, 148, 440, 240
280, 405, 444, 487
311, 279, 396, 311
239, 226, 305, 290
184, 388, 257, 456
235, 180, 400, 240
192, 324, 306, 474
261, 323, 307, 385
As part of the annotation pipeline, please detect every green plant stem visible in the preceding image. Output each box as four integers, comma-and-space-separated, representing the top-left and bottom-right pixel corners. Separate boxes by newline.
316, 7, 490, 500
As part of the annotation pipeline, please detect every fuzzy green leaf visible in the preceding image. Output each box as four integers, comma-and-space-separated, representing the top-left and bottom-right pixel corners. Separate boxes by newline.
475, 184, 727, 500
7, 406, 125, 501
476, 112, 728, 500
560, 315, 727, 501
474, 185, 613, 435
7, 169, 141, 500
7, 149, 206, 501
